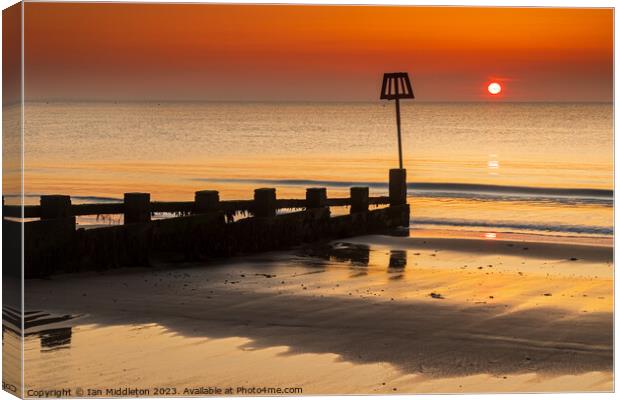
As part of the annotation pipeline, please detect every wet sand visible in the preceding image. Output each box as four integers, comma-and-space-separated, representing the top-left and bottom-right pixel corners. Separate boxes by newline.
21, 230, 613, 394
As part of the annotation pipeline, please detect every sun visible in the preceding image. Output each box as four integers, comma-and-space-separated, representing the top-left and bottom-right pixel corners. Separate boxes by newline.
488, 82, 502, 95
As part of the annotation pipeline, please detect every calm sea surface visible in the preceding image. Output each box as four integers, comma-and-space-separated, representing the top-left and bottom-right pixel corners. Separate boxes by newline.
21, 101, 613, 237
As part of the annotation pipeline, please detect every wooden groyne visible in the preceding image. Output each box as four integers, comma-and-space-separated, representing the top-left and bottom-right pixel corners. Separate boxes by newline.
3, 169, 409, 278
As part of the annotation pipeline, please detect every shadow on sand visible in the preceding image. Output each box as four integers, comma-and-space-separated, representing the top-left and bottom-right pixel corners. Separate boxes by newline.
23, 253, 612, 380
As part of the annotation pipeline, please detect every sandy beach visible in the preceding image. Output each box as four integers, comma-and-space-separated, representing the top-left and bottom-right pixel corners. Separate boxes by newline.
19, 229, 613, 394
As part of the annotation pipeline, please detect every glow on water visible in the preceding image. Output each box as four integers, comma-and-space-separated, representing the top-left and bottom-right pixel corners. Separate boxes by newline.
18, 101, 613, 237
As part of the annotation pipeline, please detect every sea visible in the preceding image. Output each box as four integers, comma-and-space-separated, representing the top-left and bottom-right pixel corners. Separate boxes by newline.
19, 101, 613, 239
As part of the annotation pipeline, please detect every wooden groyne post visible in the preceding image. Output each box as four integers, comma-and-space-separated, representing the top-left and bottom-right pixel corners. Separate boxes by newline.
194, 190, 220, 214
350, 187, 369, 213
306, 188, 327, 209
124, 193, 151, 224
254, 188, 277, 217
389, 168, 407, 206
40, 194, 76, 233
389, 168, 409, 226
40, 195, 72, 220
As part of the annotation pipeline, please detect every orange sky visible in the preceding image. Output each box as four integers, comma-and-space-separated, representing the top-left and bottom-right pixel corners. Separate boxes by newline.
22, 4, 613, 102
3, 3, 21, 105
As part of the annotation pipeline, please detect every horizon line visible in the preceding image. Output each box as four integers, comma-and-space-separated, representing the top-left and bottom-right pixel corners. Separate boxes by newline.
13, 99, 615, 105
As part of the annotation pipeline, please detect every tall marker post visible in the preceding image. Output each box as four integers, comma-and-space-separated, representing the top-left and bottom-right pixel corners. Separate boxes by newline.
380, 72, 414, 169
381, 72, 414, 227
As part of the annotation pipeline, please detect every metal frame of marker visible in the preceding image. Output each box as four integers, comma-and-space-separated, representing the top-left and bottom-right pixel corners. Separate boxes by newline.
380, 72, 414, 169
